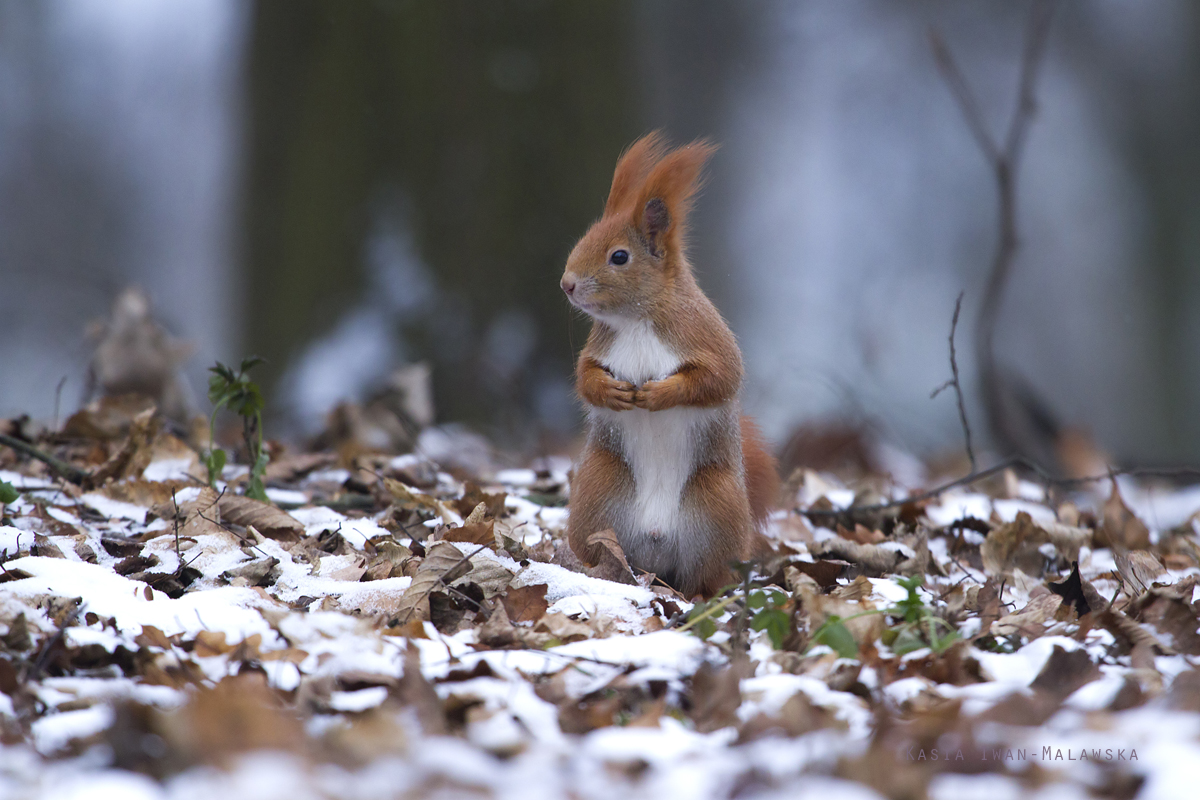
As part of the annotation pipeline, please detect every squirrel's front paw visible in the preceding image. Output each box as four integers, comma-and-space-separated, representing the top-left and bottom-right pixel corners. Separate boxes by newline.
634, 377, 680, 411
601, 378, 637, 411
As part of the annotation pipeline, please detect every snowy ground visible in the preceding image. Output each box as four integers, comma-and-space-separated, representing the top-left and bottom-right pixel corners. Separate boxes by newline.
2, 435, 1200, 799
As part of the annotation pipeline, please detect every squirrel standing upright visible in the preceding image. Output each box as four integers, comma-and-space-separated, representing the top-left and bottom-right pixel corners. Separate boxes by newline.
560, 132, 779, 598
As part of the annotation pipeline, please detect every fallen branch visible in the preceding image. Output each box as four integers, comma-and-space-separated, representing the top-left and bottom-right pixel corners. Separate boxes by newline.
801, 457, 1200, 523
0, 432, 90, 485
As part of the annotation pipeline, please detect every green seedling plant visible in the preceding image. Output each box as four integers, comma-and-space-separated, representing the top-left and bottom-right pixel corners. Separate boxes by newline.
204, 357, 269, 501
0, 480, 18, 506
680, 575, 792, 649
809, 574, 960, 659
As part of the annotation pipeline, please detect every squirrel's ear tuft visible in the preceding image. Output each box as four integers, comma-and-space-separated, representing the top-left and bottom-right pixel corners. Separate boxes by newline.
605, 132, 667, 217
641, 198, 670, 257
632, 138, 717, 259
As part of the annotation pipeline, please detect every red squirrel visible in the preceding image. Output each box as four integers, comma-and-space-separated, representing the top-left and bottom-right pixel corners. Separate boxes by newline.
560, 132, 779, 598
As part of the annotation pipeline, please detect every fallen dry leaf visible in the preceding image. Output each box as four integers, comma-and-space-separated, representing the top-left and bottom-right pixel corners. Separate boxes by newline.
584, 528, 636, 585
394, 541, 471, 624
502, 583, 549, 624
218, 495, 304, 542
1099, 482, 1152, 550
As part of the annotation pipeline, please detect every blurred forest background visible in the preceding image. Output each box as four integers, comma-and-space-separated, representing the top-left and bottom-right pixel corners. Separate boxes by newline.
2, 0, 1199, 467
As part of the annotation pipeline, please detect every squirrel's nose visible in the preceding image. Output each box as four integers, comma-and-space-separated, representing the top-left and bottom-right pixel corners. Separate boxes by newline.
561, 277, 576, 296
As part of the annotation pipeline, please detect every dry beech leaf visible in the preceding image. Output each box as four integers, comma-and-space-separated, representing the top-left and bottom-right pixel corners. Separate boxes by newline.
394, 541, 471, 624
264, 452, 335, 483
835, 523, 885, 545
502, 584, 549, 624
157, 672, 303, 763
1113, 547, 1166, 596
218, 495, 303, 542
193, 630, 232, 658
1030, 645, 1100, 698
810, 538, 901, 576
457, 556, 515, 599
135, 625, 172, 650
101, 479, 184, 511
398, 642, 446, 735
584, 528, 636, 585
534, 611, 593, 643
383, 477, 461, 525
1099, 482, 1151, 550
980, 512, 1047, 576
443, 518, 496, 549
784, 560, 846, 589
689, 661, 747, 733
452, 482, 507, 519
1129, 580, 1200, 655
991, 592, 1063, 637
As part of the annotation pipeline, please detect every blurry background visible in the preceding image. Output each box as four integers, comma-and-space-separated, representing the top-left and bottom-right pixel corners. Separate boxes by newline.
2, 0, 1199, 467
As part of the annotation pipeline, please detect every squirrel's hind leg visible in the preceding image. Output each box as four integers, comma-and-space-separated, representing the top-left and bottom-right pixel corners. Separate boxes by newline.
678, 460, 754, 598
567, 444, 633, 566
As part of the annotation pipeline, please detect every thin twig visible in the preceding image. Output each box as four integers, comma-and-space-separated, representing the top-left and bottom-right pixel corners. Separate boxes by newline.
928, 31, 1000, 162
931, 1, 1058, 458
930, 291, 976, 470
0, 433, 90, 485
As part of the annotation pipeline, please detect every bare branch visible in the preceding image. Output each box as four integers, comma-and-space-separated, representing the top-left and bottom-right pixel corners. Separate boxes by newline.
932, 1, 1059, 462
929, 292, 976, 470
0, 433, 90, 485
1005, 0, 1057, 161
929, 30, 1000, 163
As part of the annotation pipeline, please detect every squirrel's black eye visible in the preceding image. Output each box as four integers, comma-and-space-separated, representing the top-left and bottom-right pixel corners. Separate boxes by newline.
609, 249, 629, 266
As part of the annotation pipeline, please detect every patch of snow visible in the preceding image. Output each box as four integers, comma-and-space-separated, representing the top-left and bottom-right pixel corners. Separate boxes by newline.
929, 773, 1023, 800
329, 687, 389, 713
993, 499, 1057, 524
173, 486, 203, 505
45, 507, 82, 525
3, 557, 280, 644
973, 636, 1081, 687
335, 517, 390, 549
496, 468, 538, 487
306, 468, 350, 484
80, 493, 147, 523
0, 471, 55, 490
0, 525, 26, 557
1064, 670, 1126, 710
925, 492, 992, 527
41, 770, 164, 800
32, 704, 113, 754
265, 488, 308, 506
552, 630, 708, 673
513, 561, 655, 606
142, 458, 194, 482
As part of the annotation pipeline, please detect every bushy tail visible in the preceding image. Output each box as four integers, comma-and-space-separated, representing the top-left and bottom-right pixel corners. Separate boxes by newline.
740, 415, 779, 527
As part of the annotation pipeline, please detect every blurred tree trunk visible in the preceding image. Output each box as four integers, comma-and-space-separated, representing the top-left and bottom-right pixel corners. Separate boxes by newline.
241, 0, 638, 438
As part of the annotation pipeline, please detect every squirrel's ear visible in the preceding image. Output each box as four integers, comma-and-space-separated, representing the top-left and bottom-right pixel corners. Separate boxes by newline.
640, 198, 670, 257
605, 131, 667, 217
632, 138, 716, 260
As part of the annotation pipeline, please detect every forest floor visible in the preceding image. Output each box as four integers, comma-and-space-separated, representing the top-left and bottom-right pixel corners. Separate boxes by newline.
2, 398, 1200, 800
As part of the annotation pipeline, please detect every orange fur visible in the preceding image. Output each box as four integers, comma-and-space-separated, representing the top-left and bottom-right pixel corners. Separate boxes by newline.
741, 415, 780, 526
562, 132, 778, 598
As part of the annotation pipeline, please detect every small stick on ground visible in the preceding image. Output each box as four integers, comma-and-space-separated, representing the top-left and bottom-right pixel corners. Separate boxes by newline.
0, 433, 90, 485
801, 457, 1200, 524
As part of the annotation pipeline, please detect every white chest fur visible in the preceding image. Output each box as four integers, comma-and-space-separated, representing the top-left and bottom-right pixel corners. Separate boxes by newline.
597, 317, 679, 385
592, 319, 719, 539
